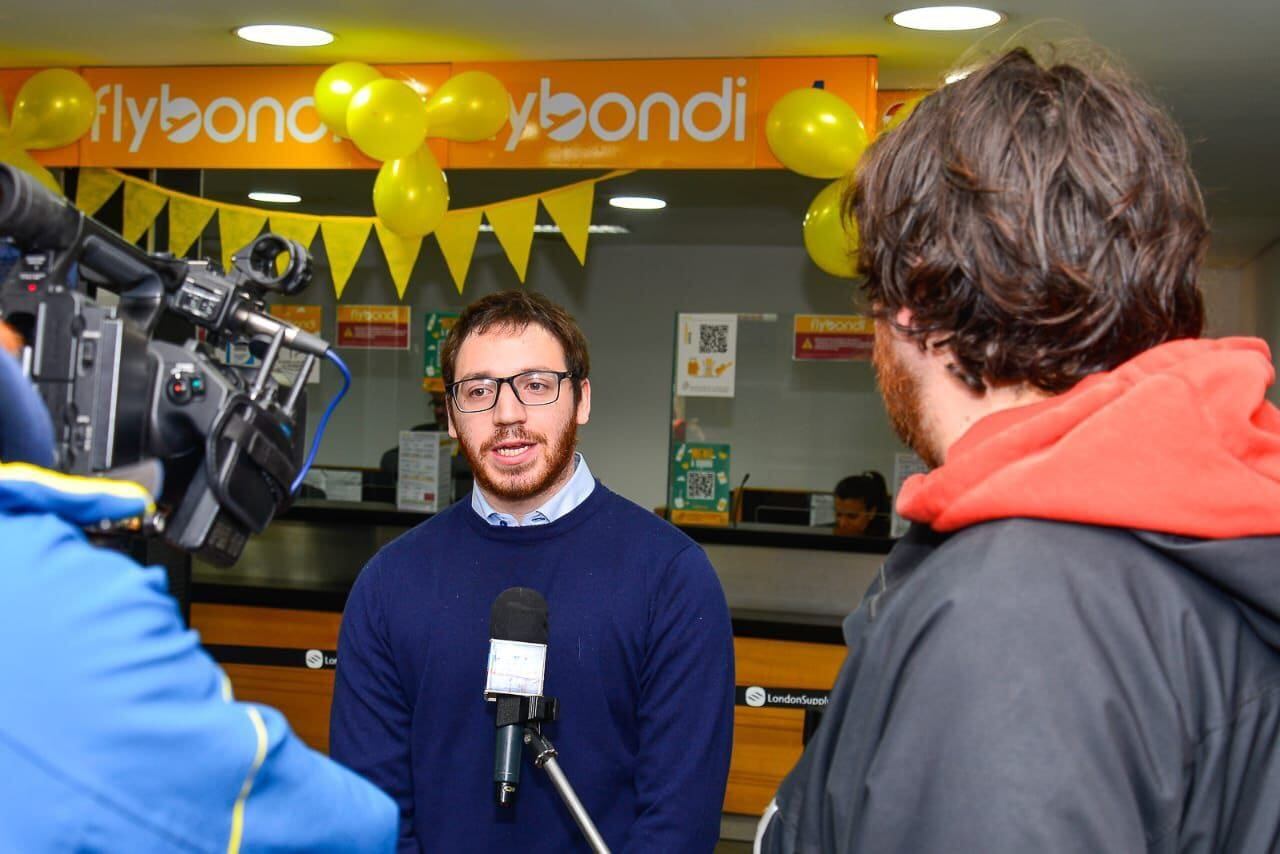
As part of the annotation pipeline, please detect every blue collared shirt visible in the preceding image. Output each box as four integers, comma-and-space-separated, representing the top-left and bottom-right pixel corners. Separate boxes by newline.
471, 453, 595, 527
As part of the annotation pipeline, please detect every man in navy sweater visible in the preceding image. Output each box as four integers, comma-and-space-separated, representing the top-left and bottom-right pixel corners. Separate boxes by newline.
330, 290, 735, 852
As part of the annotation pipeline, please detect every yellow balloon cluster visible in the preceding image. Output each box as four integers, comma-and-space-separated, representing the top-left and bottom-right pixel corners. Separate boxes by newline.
765, 86, 870, 278
803, 178, 857, 278
313, 64, 512, 237
0, 69, 97, 194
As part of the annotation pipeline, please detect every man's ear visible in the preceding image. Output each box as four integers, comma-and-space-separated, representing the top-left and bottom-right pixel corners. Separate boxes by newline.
893, 307, 915, 329
575, 378, 591, 426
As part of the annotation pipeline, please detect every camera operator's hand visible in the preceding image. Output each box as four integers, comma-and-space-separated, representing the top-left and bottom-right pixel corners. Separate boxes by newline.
0, 321, 19, 356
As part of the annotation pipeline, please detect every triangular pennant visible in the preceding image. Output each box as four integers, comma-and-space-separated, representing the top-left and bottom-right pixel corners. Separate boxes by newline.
167, 195, 217, 257
541, 182, 595, 265
485, 196, 539, 283
217, 207, 268, 273
319, 219, 373, 300
374, 222, 423, 301
434, 210, 482, 295
75, 168, 122, 215
122, 181, 168, 245
268, 214, 321, 251
0, 141, 60, 195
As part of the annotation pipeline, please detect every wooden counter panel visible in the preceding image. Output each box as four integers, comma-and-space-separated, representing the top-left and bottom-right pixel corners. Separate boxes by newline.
191, 604, 850, 816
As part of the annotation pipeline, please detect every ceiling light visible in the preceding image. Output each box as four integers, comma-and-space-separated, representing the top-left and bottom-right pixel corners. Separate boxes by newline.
889, 6, 1003, 31
248, 191, 302, 204
235, 25, 334, 47
609, 196, 666, 211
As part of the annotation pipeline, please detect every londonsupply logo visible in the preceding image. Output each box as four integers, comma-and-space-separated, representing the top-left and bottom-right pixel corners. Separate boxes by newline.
304, 649, 324, 669
505, 76, 749, 152
92, 84, 328, 152
745, 686, 767, 707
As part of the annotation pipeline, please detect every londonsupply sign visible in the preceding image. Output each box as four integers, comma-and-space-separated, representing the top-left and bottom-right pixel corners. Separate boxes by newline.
4, 56, 875, 170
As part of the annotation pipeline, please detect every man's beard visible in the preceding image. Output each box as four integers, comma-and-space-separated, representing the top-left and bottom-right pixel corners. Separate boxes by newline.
460, 419, 579, 503
873, 328, 942, 469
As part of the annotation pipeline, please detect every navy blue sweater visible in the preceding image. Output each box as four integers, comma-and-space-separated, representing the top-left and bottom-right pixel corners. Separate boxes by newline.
330, 483, 735, 852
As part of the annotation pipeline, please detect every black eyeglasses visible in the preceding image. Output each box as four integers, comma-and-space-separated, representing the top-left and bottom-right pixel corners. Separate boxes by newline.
446, 370, 576, 413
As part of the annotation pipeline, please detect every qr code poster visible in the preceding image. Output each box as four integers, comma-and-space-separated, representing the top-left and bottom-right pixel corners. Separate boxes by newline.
676, 313, 737, 398
669, 442, 732, 527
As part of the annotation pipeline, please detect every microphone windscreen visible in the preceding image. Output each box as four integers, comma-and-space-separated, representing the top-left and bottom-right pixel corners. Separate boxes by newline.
490, 587, 548, 645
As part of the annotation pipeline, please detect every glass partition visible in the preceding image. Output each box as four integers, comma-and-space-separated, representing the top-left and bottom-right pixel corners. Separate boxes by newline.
667, 311, 916, 540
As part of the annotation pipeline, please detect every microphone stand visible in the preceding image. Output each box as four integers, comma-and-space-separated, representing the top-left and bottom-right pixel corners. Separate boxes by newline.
524, 728, 610, 854
497, 694, 611, 853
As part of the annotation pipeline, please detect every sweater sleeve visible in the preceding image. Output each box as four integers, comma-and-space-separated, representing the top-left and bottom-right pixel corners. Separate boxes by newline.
626, 543, 735, 852
330, 560, 420, 853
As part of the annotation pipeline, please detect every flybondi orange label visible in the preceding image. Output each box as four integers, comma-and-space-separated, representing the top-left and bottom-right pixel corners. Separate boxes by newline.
451, 57, 875, 169
79, 65, 450, 169
18, 57, 874, 170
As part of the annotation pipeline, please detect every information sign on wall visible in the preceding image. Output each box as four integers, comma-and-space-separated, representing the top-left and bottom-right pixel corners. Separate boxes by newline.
669, 442, 732, 526
337, 305, 411, 350
422, 311, 460, 392
676, 313, 738, 398
793, 314, 874, 361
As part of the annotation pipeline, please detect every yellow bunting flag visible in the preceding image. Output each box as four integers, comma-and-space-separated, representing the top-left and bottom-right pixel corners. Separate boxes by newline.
0, 143, 60, 195
268, 214, 321, 251
75, 168, 122, 215
541, 182, 595, 265
485, 197, 538, 283
320, 219, 373, 300
434, 210, 482, 294
167, 195, 217, 257
217, 208, 267, 273
122, 181, 168, 245
374, 222, 423, 301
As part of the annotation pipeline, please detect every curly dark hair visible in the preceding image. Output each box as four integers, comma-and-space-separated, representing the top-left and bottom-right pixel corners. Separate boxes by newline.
440, 289, 590, 403
850, 47, 1208, 393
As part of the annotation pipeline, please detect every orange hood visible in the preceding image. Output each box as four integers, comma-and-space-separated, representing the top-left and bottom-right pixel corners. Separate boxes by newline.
897, 337, 1280, 539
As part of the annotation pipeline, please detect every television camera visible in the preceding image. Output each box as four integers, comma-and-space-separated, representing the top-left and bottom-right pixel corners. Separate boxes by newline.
0, 165, 348, 567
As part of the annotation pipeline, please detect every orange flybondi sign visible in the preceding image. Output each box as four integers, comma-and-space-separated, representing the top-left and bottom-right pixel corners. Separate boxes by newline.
7, 57, 875, 170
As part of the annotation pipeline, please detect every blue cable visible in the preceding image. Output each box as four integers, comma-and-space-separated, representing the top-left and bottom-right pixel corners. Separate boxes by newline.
290, 349, 351, 494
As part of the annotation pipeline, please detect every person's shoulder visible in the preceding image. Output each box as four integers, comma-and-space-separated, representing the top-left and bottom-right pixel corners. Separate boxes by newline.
592, 483, 702, 556
360, 498, 474, 582
900, 518, 1179, 643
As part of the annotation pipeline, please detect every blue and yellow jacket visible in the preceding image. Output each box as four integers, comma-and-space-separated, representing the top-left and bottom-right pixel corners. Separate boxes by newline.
0, 464, 397, 851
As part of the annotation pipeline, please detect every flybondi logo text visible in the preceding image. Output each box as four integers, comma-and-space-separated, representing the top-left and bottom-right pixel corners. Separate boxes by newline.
92, 84, 329, 153
506, 76, 749, 152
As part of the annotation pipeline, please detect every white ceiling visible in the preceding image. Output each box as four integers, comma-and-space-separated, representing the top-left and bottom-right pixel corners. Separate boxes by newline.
5, 0, 1279, 266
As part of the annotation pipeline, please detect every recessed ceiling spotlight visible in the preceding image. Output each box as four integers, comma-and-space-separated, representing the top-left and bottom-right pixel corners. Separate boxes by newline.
609, 196, 667, 211
248, 191, 302, 204
235, 24, 334, 47
889, 6, 1004, 31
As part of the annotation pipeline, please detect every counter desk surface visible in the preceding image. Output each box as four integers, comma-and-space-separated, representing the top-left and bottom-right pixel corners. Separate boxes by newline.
192, 499, 893, 644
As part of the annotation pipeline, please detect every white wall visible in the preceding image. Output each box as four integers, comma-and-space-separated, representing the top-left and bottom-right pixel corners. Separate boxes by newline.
1244, 241, 1280, 405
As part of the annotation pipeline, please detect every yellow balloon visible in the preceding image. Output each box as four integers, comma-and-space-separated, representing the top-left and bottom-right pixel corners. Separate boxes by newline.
346, 79, 429, 162
423, 71, 510, 142
10, 69, 96, 150
766, 88, 869, 179
314, 62, 383, 139
803, 179, 858, 278
373, 146, 450, 237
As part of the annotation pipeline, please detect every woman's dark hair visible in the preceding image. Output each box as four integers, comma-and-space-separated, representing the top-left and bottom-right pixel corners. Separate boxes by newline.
835, 470, 891, 513
850, 47, 1208, 393
440, 290, 590, 402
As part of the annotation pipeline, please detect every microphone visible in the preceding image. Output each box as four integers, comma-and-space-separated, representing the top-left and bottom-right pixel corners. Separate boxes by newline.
486, 587, 549, 807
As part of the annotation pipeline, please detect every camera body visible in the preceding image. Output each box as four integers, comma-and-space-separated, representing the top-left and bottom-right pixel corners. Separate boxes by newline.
0, 166, 331, 566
